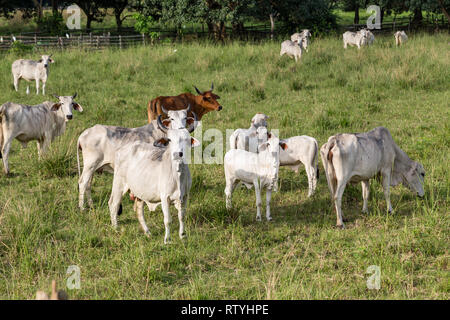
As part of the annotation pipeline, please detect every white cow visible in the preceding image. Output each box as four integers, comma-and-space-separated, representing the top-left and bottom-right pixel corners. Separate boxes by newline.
108, 126, 200, 244
224, 130, 287, 221
12, 54, 54, 95
362, 29, 375, 45
343, 30, 368, 49
280, 40, 303, 62
0, 93, 83, 174
229, 113, 268, 152
291, 29, 311, 52
394, 31, 408, 46
77, 107, 196, 210
320, 127, 425, 228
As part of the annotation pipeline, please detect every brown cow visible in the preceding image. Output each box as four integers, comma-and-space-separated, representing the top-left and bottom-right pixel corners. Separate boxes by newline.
147, 83, 222, 123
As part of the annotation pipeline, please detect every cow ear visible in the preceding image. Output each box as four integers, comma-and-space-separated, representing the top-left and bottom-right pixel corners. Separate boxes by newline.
279, 142, 288, 150
153, 138, 170, 148
258, 142, 269, 152
51, 103, 61, 111
186, 117, 195, 126
73, 103, 83, 112
267, 132, 272, 139
190, 137, 200, 148
162, 119, 171, 127
38, 59, 43, 63
49, 58, 55, 63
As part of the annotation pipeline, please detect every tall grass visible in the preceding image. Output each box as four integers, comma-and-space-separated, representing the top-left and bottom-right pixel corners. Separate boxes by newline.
0, 33, 448, 299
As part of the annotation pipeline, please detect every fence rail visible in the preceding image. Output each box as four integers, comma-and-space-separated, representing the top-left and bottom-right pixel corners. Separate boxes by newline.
0, 17, 448, 51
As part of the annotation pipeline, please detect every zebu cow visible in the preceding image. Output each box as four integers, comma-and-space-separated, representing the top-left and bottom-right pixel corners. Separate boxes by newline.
394, 31, 408, 46
229, 113, 268, 152
108, 124, 200, 243
291, 29, 311, 52
280, 40, 303, 62
320, 127, 425, 228
77, 107, 196, 210
12, 54, 54, 95
343, 30, 368, 49
0, 93, 83, 174
225, 129, 287, 221
147, 83, 222, 122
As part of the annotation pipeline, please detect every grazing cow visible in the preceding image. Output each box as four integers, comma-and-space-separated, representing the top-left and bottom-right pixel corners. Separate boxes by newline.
12, 54, 54, 95
280, 40, 303, 62
224, 129, 287, 221
320, 127, 425, 228
147, 83, 222, 123
77, 107, 196, 210
108, 124, 200, 243
291, 30, 311, 52
0, 93, 82, 174
394, 31, 408, 46
229, 113, 268, 152
343, 30, 368, 49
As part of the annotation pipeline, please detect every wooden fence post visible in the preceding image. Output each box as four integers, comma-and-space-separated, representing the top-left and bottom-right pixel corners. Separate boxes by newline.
96, 36, 99, 49
119, 35, 122, 49
142, 33, 145, 46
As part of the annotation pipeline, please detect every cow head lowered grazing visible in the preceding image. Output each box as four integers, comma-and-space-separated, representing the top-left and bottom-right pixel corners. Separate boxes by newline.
0, 93, 83, 174
320, 126, 425, 228
147, 82, 222, 123
108, 121, 200, 244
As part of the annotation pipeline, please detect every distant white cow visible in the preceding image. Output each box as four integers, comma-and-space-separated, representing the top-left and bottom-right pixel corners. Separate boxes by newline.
320, 127, 425, 228
12, 54, 54, 95
280, 40, 303, 62
77, 107, 196, 210
394, 31, 408, 46
0, 93, 83, 174
108, 126, 200, 243
343, 30, 368, 49
363, 29, 375, 45
291, 29, 311, 52
229, 113, 268, 152
225, 130, 287, 221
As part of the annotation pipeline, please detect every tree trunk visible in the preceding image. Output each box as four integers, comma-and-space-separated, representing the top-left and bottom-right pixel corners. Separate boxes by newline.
32, 0, 43, 21
86, 16, 92, 30
354, 3, 359, 25
115, 12, 123, 32
51, 0, 58, 15
207, 21, 226, 41
269, 13, 275, 40
437, 0, 450, 24
412, 7, 423, 26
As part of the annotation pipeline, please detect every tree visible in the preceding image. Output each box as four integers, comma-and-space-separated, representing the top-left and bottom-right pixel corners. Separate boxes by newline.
108, 0, 131, 31
74, 0, 107, 29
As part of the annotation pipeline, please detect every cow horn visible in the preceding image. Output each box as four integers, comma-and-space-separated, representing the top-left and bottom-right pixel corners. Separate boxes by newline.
194, 85, 203, 95
210, 82, 214, 91
186, 104, 191, 113
52, 93, 60, 99
187, 111, 198, 133
161, 104, 168, 115
72, 92, 77, 99
157, 114, 169, 133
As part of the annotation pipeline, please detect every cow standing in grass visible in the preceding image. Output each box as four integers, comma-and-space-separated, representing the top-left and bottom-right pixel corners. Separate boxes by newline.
394, 31, 408, 46
77, 107, 196, 210
12, 54, 54, 95
320, 127, 425, 228
0, 94, 82, 174
147, 83, 223, 123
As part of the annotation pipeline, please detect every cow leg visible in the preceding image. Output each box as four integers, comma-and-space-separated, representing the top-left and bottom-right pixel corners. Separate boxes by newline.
161, 196, 172, 244
108, 177, 125, 229
254, 180, 262, 221
13, 76, 19, 91
26, 85, 30, 95
381, 170, 393, 213
78, 164, 97, 210
1, 134, 14, 174
225, 177, 238, 210
42, 80, 46, 95
333, 179, 348, 228
265, 189, 273, 221
136, 199, 150, 237
361, 180, 370, 213
35, 79, 39, 95
176, 197, 187, 239
304, 163, 314, 197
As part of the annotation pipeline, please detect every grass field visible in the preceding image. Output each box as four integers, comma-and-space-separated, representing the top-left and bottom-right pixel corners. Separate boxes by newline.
0, 33, 448, 299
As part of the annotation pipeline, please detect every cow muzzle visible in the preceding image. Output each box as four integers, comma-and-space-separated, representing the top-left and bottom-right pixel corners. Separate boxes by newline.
66, 115, 73, 120
218, 106, 223, 111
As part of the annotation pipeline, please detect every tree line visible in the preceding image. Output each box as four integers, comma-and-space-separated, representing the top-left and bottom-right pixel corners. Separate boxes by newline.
1, 1, 449, 39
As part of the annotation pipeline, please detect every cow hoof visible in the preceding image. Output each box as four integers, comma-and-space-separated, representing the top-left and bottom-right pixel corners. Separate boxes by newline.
144, 231, 151, 238
180, 233, 187, 239
266, 217, 273, 222
336, 224, 345, 229
256, 216, 262, 222
164, 239, 172, 245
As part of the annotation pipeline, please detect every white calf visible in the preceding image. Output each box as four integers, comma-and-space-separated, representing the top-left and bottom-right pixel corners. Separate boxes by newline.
280, 40, 303, 62
394, 31, 408, 46
225, 130, 287, 221
343, 30, 368, 49
229, 113, 268, 152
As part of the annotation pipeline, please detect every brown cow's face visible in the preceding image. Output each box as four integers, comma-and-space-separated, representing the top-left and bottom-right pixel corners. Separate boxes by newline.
200, 91, 223, 111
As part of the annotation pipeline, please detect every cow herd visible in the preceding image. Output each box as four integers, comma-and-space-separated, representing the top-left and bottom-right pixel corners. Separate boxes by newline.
0, 30, 424, 244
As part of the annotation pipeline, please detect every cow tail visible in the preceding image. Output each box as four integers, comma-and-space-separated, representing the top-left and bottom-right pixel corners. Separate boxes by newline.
0, 104, 5, 158
320, 137, 337, 198
76, 137, 81, 177
314, 139, 319, 180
